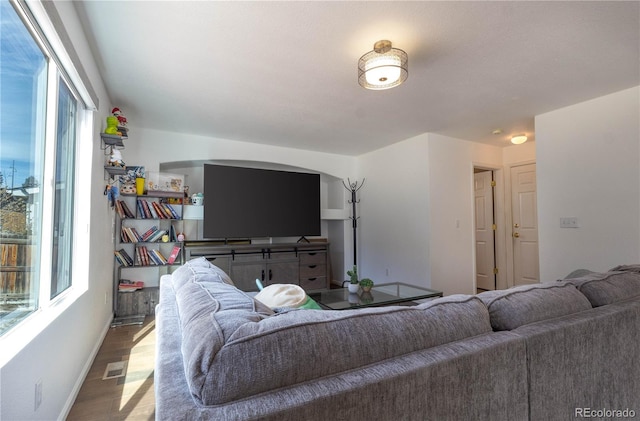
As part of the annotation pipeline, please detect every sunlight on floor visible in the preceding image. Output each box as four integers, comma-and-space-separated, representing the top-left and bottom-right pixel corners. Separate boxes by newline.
118, 320, 156, 412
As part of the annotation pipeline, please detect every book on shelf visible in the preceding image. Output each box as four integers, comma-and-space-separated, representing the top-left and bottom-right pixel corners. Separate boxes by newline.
143, 200, 154, 218
148, 201, 160, 218
121, 226, 141, 243
114, 251, 126, 266
136, 199, 145, 218
140, 246, 150, 266
140, 225, 159, 242
149, 249, 168, 265
167, 245, 181, 264
118, 280, 144, 292
115, 200, 125, 218
146, 229, 167, 243
137, 199, 153, 219
163, 203, 179, 219
114, 249, 134, 266
152, 201, 169, 219
115, 200, 135, 218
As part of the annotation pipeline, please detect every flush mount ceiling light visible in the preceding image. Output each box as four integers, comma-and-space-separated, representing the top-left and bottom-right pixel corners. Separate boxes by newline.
511, 135, 528, 145
358, 40, 408, 90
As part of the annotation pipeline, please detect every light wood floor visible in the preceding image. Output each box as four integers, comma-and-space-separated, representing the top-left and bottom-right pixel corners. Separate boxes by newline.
67, 317, 156, 420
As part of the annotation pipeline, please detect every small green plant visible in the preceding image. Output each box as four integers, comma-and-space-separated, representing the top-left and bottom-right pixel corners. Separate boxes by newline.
347, 265, 359, 284
359, 278, 374, 288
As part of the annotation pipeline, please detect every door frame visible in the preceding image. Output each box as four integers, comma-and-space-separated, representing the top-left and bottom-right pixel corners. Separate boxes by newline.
504, 160, 536, 288
471, 163, 507, 291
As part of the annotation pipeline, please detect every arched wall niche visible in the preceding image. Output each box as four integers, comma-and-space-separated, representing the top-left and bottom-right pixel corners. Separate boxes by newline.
159, 159, 350, 284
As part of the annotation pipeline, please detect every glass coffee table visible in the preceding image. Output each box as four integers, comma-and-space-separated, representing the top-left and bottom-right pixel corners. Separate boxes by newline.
312, 282, 443, 310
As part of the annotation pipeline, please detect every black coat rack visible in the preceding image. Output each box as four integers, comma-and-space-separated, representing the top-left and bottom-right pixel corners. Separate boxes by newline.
342, 178, 365, 266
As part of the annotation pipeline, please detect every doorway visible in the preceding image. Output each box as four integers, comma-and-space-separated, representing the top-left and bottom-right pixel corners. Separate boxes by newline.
474, 169, 496, 292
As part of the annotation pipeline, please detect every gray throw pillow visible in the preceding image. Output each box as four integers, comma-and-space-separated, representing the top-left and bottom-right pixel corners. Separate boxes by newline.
477, 283, 592, 331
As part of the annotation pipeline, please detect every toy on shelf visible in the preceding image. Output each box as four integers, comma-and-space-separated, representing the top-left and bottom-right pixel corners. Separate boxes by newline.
112, 107, 128, 128
108, 149, 125, 167
105, 116, 119, 134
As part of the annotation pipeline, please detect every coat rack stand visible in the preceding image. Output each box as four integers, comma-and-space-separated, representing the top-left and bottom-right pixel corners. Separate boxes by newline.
342, 178, 365, 266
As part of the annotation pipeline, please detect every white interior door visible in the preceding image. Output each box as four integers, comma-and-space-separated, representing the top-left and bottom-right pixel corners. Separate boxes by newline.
511, 163, 540, 286
474, 170, 496, 291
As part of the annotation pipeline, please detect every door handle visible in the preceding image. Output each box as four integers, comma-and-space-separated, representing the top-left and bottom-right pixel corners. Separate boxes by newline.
513, 232, 520, 238
514, 223, 520, 228
261, 269, 265, 281
269, 269, 273, 281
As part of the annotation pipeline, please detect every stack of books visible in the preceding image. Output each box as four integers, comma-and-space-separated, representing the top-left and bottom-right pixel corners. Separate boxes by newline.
118, 280, 144, 292
115, 200, 135, 218
136, 199, 179, 219
135, 246, 168, 266
114, 249, 134, 266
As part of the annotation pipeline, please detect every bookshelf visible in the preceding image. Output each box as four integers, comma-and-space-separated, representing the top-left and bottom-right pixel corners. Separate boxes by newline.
113, 192, 185, 318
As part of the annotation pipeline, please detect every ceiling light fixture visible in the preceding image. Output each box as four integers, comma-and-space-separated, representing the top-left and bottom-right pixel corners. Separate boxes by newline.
511, 135, 528, 145
358, 40, 408, 90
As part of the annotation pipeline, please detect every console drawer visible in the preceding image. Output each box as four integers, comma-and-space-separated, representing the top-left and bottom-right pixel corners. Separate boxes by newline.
299, 251, 326, 265
300, 276, 327, 291
300, 263, 326, 278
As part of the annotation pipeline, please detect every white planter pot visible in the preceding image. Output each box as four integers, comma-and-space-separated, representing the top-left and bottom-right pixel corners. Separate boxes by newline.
347, 283, 360, 294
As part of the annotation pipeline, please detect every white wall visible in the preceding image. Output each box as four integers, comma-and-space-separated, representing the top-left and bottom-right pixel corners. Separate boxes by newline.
427, 134, 503, 295
0, 2, 115, 420
504, 141, 536, 165
357, 134, 431, 287
125, 127, 355, 180
536, 86, 640, 281
356, 133, 504, 296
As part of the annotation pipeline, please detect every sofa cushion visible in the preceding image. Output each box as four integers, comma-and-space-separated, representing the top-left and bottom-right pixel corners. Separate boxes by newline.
180, 291, 492, 405
171, 257, 234, 291
561, 269, 640, 307
477, 283, 592, 331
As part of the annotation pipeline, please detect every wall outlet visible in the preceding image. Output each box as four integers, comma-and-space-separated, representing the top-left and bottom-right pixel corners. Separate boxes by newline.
385, 268, 390, 277
34, 380, 42, 410
560, 217, 579, 228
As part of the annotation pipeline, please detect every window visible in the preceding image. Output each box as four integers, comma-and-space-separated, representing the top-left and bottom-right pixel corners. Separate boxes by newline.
0, 0, 83, 335
51, 78, 77, 299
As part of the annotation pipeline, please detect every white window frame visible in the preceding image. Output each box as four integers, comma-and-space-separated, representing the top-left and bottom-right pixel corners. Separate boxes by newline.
0, 0, 95, 365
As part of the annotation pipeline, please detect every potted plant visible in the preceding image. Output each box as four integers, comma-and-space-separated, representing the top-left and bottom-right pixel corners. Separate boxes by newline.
347, 265, 360, 293
360, 278, 374, 293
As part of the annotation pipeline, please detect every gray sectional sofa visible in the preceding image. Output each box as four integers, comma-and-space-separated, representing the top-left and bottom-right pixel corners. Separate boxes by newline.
155, 258, 640, 420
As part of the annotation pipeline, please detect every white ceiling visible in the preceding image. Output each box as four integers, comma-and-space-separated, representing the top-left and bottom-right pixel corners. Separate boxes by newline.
75, 1, 640, 156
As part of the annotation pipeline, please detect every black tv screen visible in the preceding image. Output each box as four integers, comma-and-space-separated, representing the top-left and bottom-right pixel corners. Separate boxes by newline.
203, 164, 321, 239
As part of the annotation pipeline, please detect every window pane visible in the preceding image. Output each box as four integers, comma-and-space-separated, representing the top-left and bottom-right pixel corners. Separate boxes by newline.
0, 0, 47, 334
51, 78, 76, 298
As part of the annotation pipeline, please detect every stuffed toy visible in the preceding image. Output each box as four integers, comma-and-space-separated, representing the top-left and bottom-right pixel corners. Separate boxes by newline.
112, 107, 128, 128
105, 116, 119, 134
108, 149, 125, 167
254, 282, 322, 310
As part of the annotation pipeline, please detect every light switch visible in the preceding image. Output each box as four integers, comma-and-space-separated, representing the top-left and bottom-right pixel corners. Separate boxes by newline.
560, 217, 579, 228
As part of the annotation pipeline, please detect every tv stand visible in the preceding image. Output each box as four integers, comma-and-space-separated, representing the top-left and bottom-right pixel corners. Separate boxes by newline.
184, 241, 331, 292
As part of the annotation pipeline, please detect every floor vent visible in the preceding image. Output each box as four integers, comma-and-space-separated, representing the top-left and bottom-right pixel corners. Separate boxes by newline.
111, 315, 145, 327
103, 361, 128, 380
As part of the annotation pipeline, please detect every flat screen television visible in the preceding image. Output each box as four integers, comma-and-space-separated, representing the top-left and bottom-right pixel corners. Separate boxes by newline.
203, 164, 321, 239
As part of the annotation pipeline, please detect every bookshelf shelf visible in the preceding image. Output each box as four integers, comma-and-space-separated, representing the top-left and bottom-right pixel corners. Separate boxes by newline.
104, 165, 127, 176
100, 133, 125, 149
